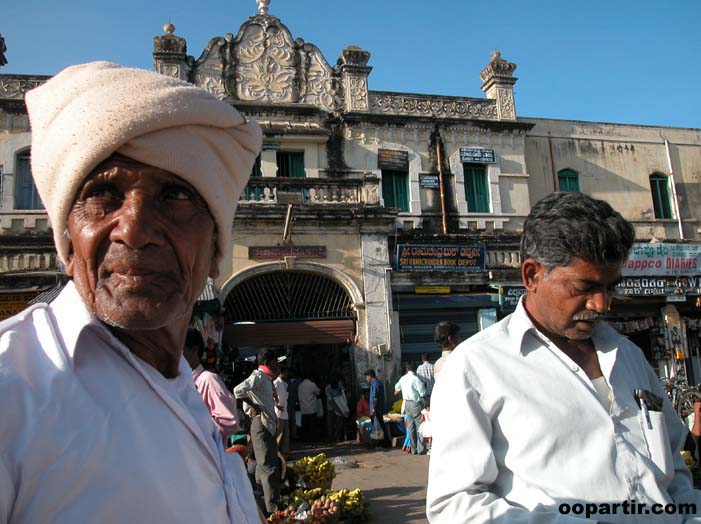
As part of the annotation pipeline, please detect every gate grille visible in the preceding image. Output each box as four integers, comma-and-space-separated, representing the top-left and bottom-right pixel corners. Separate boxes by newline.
224, 271, 355, 322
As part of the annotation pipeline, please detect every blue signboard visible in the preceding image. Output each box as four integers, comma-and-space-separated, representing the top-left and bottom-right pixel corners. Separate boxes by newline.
396, 244, 486, 272
499, 286, 526, 309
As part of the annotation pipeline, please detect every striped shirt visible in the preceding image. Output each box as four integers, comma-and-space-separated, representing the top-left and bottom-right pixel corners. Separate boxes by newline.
416, 361, 435, 394
234, 369, 277, 435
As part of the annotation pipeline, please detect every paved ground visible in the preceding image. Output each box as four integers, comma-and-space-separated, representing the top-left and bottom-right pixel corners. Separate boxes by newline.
288, 441, 430, 524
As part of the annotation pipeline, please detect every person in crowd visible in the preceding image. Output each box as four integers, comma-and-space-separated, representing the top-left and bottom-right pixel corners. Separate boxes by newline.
0, 61, 263, 523
298, 373, 321, 441
364, 369, 389, 446
356, 389, 371, 419
325, 373, 350, 442
219, 343, 240, 391
234, 348, 281, 516
416, 353, 435, 401
355, 389, 373, 447
427, 192, 701, 523
274, 366, 290, 456
183, 328, 240, 444
432, 321, 461, 380
419, 404, 432, 455
287, 367, 301, 440
394, 362, 426, 455
686, 400, 701, 465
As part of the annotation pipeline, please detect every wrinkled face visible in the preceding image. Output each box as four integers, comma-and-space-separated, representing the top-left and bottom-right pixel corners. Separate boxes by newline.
66, 156, 219, 330
523, 257, 621, 341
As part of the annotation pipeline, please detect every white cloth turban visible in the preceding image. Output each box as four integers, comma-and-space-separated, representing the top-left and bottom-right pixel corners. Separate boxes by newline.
25, 61, 262, 270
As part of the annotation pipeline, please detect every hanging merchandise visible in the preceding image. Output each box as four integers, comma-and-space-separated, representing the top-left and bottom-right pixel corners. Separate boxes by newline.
662, 305, 687, 361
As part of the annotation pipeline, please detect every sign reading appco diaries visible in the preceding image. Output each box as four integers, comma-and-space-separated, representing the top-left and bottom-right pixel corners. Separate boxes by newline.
622, 243, 701, 276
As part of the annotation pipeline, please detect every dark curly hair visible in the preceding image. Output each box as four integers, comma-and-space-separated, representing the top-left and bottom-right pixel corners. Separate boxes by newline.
520, 192, 635, 270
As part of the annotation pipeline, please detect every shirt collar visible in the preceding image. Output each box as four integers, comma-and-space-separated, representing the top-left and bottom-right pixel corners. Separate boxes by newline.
508, 294, 618, 358
49, 280, 114, 362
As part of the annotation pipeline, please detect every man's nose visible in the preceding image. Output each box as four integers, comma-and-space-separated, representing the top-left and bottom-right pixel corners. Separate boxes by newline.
109, 194, 164, 249
587, 289, 612, 313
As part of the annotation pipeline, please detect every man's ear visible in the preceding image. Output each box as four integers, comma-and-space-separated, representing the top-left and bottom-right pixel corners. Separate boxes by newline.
63, 245, 75, 277
209, 256, 220, 279
521, 258, 542, 292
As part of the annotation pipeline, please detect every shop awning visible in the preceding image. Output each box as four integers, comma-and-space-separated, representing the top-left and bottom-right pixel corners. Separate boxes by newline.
223, 319, 355, 347
194, 278, 221, 316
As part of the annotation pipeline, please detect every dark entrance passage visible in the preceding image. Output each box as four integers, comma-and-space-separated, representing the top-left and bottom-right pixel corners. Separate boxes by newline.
223, 270, 359, 440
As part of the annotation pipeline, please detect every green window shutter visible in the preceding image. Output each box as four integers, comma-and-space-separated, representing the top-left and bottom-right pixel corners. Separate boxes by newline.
14, 151, 43, 210
251, 155, 262, 177
381, 170, 409, 212
650, 173, 672, 219
557, 169, 580, 192
463, 164, 489, 212
276, 151, 305, 178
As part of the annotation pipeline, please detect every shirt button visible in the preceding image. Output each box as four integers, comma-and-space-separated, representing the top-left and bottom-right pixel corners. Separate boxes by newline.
571, 365, 579, 372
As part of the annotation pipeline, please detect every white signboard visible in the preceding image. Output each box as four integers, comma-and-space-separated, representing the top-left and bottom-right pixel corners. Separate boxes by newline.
622, 243, 701, 276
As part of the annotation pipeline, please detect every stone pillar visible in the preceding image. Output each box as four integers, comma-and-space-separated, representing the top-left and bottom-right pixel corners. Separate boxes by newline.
153, 23, 190, 81
356, 233, 399, 389
480, 50, 517, 121
339, 46, 372, 113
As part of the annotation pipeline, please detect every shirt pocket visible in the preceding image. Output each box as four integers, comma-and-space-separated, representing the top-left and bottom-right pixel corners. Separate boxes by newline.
639, 410, 675, 482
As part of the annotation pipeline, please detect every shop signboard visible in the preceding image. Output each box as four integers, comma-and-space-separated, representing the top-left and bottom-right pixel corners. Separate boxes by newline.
0, 292, 35, 321
459, 147, 496, 164
249, 246, 327, 260
499, 286, 526, 309
378, 149, 409, 171
622, 243, 701, 276
396, 244, 486, 272
415, 286, 451, 294
615, 275, 701, 297
419, 173, 439, 189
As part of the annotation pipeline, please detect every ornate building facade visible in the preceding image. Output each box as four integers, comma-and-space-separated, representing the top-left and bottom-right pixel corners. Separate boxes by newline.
2, 3, 701, 390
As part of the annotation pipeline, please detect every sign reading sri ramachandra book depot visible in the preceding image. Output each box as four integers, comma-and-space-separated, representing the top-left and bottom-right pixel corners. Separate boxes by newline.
396, 244, 486, 271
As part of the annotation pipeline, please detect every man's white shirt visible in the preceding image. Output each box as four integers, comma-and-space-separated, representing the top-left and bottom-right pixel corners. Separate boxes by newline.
394, 371, 426, 403
0, 282, 261, 524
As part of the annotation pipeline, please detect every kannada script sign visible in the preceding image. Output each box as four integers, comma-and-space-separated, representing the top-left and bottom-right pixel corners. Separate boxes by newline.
459, 147, 496, 164
396, 244, 485, 272
249, 246, 327, 260
378, 149, 409, 171
622, 243, 701, 276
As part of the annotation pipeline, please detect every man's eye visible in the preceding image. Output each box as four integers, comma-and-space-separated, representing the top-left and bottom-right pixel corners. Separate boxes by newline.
162, 187, 193, 201
82, 183, 120, 201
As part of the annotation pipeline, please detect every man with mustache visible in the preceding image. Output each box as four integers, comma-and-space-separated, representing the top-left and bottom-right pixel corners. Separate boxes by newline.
0, 62, 264, 523
427, 192, 701, 523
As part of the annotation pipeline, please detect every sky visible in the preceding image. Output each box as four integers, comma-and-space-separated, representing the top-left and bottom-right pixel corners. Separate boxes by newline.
3, 0, 700, 128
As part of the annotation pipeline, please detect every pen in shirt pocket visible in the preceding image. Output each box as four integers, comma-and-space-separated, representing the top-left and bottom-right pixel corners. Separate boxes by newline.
634, 389, 663, 430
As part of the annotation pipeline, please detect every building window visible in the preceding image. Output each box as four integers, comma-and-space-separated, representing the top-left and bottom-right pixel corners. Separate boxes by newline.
14, 151, 43, 210
276, 151, 305, 178
251, 155, 262, 177
558, 169, 580, 192
381, 170, 409, 212
463, 164, 489, 212
649, 173, 672, 219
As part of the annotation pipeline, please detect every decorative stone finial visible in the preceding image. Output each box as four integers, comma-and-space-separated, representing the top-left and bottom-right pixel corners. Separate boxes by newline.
163, 22, 175, 35
479, 50, 517, 121
257, 0, 270, 15
0, 33, 7, 68
480, 49, 517, 83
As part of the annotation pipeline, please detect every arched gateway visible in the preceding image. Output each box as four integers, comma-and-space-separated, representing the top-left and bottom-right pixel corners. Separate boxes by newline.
219, 262, 363, 388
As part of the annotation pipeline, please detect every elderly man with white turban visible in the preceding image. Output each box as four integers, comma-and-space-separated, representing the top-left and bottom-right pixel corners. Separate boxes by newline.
0, 62, 264, 523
